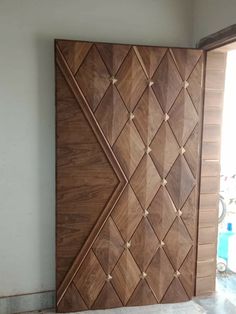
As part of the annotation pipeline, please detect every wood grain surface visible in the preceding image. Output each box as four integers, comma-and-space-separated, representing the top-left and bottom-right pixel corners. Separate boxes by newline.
55, 40, 204, 312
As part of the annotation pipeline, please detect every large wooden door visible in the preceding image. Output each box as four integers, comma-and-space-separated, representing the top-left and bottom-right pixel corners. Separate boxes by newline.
55, 40, 204, 312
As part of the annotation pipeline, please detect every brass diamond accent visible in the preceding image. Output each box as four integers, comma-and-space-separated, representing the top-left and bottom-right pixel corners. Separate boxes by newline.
124, 241, 131, 249
183, 81, 189, 88
174, 270, 181, 278
140, 272, 147, 279
161, 178, 167, 187
129, 112, 135, 120
180, 147, 186, 155
106, 274, 113, 282
110, 76, 118, 84
164, 113, 169, 121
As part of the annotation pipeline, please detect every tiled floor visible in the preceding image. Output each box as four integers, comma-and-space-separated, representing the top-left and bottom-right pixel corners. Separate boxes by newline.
20, 274, 236, 314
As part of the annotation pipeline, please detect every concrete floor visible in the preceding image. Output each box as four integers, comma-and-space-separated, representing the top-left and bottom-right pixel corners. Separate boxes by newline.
20, 301, 205, 314
193, 272, 236, 314
20, 274, 236, 314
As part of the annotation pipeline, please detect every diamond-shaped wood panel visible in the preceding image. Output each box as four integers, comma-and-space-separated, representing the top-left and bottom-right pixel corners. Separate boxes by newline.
113, 121, 145, 178
93, 217, 124, 273
181, 189, 197, 240
169, 90, 198, 146
136, 46, 167, 78
164, 217, 193, 270
133, 87, 163, 145
56, 40, 203, 312
150, 122, 180, 178
152, 51, 183, 113
111, 185, 143, 242
171, 48, 202, 80
57, 40, 92, 75
148, 187, 176, 240
187, 56, 203, 113
179, 248, 195, 297
95, 85, 129, 146
146, 248, 174, 302
73, 251, 106, 308
184, 125, 199, 176
111, 250, 141, 305
161, 278, 189, 303
92, 282, 122, 309
96, 43, 130, 75
76, 45, 110, 111
57, 283, 87, 312
130, 155, 161, 209
127, 279, 157, 306
116, 48, 147, 111
166, 156, 195, 209
130, 218, 159, 270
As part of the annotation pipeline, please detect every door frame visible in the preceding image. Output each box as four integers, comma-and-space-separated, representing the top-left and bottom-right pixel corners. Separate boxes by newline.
197, 24, 236, 50
195, 24, 236, 296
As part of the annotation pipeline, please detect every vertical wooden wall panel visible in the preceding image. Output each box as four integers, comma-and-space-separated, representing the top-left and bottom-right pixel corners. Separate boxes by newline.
196, 51, 227, 296
55, 40, 204, 312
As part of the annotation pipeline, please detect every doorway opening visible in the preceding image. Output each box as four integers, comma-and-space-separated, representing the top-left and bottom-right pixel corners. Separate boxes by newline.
196, 25, 236, 302
216, 49, 236, 301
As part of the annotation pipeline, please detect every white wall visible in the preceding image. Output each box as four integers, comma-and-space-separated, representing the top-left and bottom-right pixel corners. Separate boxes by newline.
0, 0, 194, 297
193, 0, 236, 45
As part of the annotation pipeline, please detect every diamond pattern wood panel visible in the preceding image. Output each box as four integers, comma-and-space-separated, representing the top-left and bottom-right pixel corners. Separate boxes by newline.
130, 155, 161, 209
73, 251, 106, 308
56, 40, 204, 312
75, 45, 110, 111
116, 48, 147, 112
152, 51, 183, 113
133, 87, 163, 145
95, 85, 129, 146
146, 248, 175, 302
111, 250, 141, 304
169, 90, 198, 146
92, 217, 124, 273
130, 218, 159, 270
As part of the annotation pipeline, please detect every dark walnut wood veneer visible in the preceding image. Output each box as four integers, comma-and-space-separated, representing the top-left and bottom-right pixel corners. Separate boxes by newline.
55, 40, 204, 312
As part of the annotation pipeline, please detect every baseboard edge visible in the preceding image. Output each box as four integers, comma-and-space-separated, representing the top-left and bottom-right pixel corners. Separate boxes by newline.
0, 290, 55, 314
